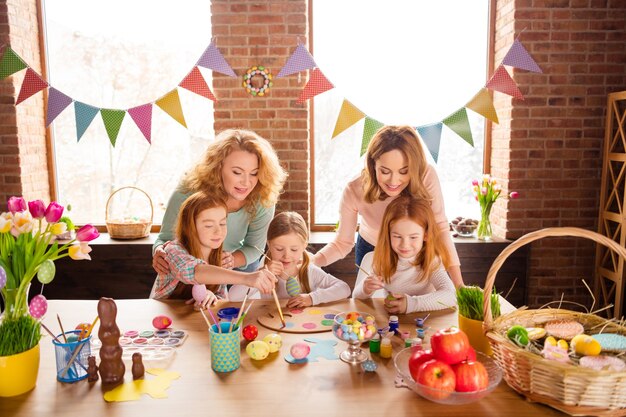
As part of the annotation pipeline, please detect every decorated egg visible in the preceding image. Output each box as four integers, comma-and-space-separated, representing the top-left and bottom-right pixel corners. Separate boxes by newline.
246, 340, 270, 360
152, 315, 173, 330
0, 266, 6, 290
29, 294, 48, 319
290, 342, 310, 360
263, 333, 283, 353
191, 284, 207, 303
37, 259, 56, 284
242, 324, 258, 341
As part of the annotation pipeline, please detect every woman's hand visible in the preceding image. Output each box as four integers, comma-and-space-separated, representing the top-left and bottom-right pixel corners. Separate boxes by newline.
185, 290, 218, 310
383, 293, 407, 314
363, 275, 385, 296
267, 260, 286, 280
221, 251, 235, 269
248, 268, 278, 295
152, 245, 170, 275
286, 294, 312, 309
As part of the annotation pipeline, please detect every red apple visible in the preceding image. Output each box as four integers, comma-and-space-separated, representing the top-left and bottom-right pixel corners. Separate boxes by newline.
465, 346, 477, 362
416, 359, 456, 400
408, 349, 435, 381
430, 327, 471, 365
454, 360, 489, 392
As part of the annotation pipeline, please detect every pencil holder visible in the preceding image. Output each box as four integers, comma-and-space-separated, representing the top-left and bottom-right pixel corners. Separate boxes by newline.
52, 330, 91, 383
209, 322, 241, 373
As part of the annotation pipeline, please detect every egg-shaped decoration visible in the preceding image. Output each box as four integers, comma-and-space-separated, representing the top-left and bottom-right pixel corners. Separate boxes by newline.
191, 284, 207, 303
37, 259, 56, 284
263, 333, 283, 353
246, 340, 270, 360
29, 294, 48, 319
290, 342, 310, 360
242, 324, 258, 341
0, 266, 7, 290
152, 315, 173, 330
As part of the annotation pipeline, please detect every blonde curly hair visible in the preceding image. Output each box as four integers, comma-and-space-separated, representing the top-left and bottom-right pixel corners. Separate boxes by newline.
181, 129, 287, 217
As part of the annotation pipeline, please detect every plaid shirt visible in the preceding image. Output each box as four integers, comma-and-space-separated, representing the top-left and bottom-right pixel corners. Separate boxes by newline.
151, 240, 211, 299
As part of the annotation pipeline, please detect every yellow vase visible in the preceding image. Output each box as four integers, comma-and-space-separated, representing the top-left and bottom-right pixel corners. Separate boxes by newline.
0, 344, 40, 396
457, 313, 492, 356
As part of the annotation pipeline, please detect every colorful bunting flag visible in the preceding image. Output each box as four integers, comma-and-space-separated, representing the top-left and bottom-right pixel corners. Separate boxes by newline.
277, 44, 317, 78
156, 89, 187, 128
361, 117, 384, 156
416, 123, 443, 163
100, 109, 126, 147
0, 47, 27, 79
74, 101, 100, 142
332, 100, 366, 139
443, 108, 473, 147
297, 68, 334, 103
465, 88, 499, 124
46, 87, 73, 127
197, 40, 236, 77
179, 66, 217, 101
16, 68, 48, 105
128, 103, 153, 144
486, 65, 524, 100
502, 39, 542, 73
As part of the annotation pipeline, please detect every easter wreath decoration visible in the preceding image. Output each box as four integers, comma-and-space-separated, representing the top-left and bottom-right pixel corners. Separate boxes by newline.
243, 66, 272, 97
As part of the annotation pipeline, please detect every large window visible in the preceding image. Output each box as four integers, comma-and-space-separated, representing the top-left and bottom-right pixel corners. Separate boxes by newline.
43, 0, 213, 226
312, 1, 490, 227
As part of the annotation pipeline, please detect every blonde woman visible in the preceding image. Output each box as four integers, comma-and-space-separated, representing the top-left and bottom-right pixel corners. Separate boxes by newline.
153, 129, 288, 275
312, 125, 463, 288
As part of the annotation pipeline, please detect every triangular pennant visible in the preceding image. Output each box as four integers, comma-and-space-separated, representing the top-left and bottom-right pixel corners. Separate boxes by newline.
156, 89, 187, 128
465, 88, 499, 124
128, 103, 153, 144
442, 108, 474, 147
416, 123, 443, 163
361, 117, 384, 156
277, 44, 317, 78
485, 65, 524, 100
502, 39, 542, 73
196, 40, 236, 77
297, 68, 334, 103
16, 68, 48, 105
100, 109, 126, 147
179, 66, 217, 102
0, 47, 27, 79
46, 87, 73, 127
74, 101, 100, 142
332, 100, 366, 139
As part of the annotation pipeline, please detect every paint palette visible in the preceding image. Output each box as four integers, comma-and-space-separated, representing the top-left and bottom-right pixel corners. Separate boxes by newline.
257, 306, 339, 334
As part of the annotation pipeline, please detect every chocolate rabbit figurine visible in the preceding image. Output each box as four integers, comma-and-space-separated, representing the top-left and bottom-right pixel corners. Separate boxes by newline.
97, 297, 125, 386
132, 352, 145, 380
87, 355, 99, 382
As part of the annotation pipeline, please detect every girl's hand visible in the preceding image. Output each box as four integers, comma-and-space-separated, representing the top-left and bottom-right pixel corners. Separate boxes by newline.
267, 260, 286, 280
248, 268, 278, 295
152, 246, 170, 275
383, 293, 407, 314
221, 251, 235, 269
185, 290, 218, 310
363, 275, 385, 296
286, 294, 312, 309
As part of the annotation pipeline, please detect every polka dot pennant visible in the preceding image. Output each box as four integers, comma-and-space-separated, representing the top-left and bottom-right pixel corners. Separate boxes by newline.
100, 109, 126, 147
196, 40, 236, 77
156, 89, 187, 128
502, 39, 542, 73
442, 108, 474, 147
46, 87, 73, 127
465, 88, 499, 124
0, 47, 27, 79
128, 103, 153, 144
416, 123, 443, 163
74, 101, 100, 142
332, 99, 366, 139
361, 117, 384, 156
29, 294, 48, 319
297, 68, 334, 104
277, 44, 317, 78
179, 66, 217, 102
16, 68, 49, 105
485, 65, 524, 100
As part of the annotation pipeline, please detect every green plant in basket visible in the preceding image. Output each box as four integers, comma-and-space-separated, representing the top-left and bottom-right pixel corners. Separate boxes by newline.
456, 285, 501, 321
0, 196, 99, 357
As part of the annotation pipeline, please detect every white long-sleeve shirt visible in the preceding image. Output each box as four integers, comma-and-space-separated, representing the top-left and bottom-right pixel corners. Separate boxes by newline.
352, 252, 456, 313
229, 263, 351, 305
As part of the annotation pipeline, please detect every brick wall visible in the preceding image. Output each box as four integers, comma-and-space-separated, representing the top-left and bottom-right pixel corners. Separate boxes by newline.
491, 0, 626, 307
210, 0, 310, 223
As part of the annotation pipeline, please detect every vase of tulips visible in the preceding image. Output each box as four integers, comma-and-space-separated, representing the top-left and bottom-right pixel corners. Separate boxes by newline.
0, 196, 98, 396
471, 175, 519, 241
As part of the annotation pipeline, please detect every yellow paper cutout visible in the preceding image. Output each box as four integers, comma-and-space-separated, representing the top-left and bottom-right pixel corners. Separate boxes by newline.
465, 88, 499, 124
103, 368, 180, 402
155, 89, 187, 128
307, 309, 322, 315
332, 99, 365, 139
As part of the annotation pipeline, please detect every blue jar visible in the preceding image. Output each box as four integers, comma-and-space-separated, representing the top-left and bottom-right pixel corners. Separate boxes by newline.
217, 307, 240, 322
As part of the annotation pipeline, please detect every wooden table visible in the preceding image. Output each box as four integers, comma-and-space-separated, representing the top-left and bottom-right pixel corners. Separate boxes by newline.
0, 299, 565, 417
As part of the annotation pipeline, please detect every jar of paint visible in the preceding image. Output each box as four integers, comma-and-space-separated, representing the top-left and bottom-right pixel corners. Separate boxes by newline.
380, 338, 392, 359
217, 307, 240, 322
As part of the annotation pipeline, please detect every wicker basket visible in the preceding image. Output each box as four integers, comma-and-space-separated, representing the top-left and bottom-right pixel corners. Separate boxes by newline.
105, 186, 153, 239
482, 227, 626, 417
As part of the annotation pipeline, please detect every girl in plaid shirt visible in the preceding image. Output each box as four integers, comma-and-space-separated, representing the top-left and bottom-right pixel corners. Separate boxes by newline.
150, 191, 277, 308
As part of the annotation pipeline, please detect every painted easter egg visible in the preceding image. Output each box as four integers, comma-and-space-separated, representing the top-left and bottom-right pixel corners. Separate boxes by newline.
243, 324, 258, 341
37, 259, 56, 284
0, 266, 6, 290
263, 333, 283, 353
246, 340, 270, 360
290, 342, 310, 360
152, 315, 173, 330
192, 284, 207, 303
29, 294, 48, 319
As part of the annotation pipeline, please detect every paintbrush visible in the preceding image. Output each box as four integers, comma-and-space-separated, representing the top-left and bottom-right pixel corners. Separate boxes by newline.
57, 314, 68, 343
199, 308, 214, 330
355, 263, 392, 293
230, 288, 250, 333
40, 322, 62, 343
234, 300, 255, 330
207, 308, 221, 333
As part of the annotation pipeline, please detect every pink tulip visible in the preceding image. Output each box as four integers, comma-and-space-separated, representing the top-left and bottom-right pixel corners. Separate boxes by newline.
509, 191, 519, 199
28, 200, 46, 219
44, 201, 64, 223
471, 179, 479, 186
76, 224, 99, 242
7, 196, 26, 214
481, 187, 488, 195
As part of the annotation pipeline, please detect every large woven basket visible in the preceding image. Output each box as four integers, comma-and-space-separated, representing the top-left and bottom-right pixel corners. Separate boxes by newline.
105, 186, 153, 239
482, 227, 626, 417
